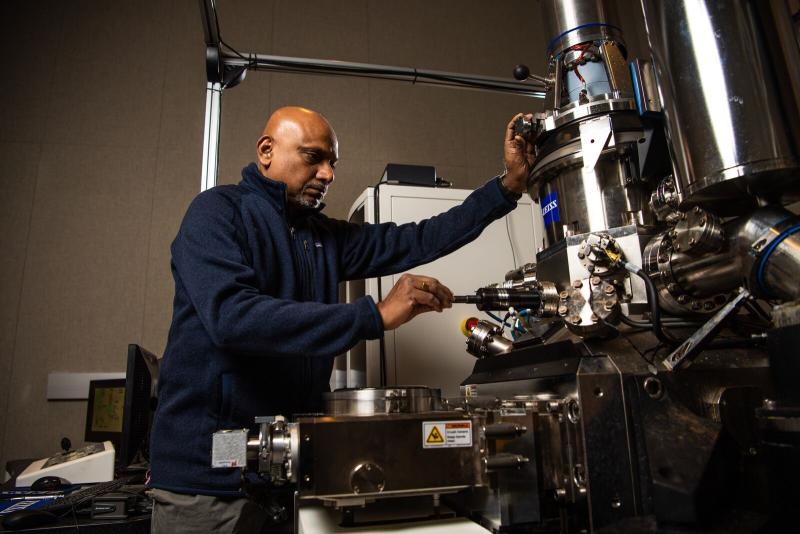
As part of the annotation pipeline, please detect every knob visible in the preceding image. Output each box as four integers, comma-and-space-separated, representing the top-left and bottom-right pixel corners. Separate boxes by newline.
513, 64, 531, 81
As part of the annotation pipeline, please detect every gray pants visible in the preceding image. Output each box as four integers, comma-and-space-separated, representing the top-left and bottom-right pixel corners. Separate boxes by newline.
150, 488, 271, 534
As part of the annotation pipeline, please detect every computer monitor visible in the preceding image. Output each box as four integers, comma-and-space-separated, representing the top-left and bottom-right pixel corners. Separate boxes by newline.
119, 344, 160, 469
84, 344, 160, 470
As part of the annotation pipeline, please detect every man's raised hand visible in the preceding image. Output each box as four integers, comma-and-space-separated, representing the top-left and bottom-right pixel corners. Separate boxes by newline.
502, 112, 536, 194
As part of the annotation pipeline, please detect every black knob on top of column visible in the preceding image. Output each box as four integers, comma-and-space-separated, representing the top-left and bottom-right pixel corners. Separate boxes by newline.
513, 64, 531, 81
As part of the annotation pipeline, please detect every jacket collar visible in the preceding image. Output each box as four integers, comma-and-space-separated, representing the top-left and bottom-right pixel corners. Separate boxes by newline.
239, 162, 325, 218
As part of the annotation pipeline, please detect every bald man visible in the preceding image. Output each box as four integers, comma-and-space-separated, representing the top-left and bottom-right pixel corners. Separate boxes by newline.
149, 107, 533, 533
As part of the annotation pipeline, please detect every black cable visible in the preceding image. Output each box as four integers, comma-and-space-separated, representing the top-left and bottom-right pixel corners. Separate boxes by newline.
743, 299, 772, 325
214, 40, 254, 90
623, 262, 681, 346
705, 337, 767, 349
415, 70, 547, 92
372, 179, 388, 387
68, 503, 80, 534
642, 343, 669, 365
618, 313, 701, 329
211, 0, 222, 48
485, 311, 510, 328
209, 1, 259, 86
504, 216, 517, 269
620, 331, 653, 364
618, 266, 767, 352
220, 39, 248, 61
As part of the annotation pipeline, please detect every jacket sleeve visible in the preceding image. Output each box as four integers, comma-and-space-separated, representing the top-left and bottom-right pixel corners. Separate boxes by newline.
171, 191, 384, 357
334, 177, 517, 281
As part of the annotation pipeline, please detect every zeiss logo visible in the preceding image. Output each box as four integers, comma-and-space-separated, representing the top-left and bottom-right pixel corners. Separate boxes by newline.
542, 192, 560, 226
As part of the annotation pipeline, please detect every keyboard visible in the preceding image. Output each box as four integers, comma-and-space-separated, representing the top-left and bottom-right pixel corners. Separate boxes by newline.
2, 476, 134, 530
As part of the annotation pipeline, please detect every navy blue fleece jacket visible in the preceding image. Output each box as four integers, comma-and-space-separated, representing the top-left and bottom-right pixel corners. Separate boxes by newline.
149, 163, 517, 496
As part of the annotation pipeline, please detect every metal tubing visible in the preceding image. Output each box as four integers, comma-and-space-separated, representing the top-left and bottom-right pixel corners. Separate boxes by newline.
527, 72, 553, 86
222, 54, 547, 98
201, 81, 222, 191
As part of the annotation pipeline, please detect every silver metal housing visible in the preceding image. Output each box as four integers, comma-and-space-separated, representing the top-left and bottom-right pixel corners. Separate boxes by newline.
640, 0, 800, 209
540, 0, 624, 60
323, 387, 442, 416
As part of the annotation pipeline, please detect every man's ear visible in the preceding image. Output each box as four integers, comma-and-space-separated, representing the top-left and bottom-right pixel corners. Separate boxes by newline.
256, 135, 274, 167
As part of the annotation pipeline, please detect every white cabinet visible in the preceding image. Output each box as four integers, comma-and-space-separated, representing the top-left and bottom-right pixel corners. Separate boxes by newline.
334, 183, 544, 397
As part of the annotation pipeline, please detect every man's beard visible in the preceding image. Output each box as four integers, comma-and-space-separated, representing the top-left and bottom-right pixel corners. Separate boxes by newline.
291, 182, 326, 208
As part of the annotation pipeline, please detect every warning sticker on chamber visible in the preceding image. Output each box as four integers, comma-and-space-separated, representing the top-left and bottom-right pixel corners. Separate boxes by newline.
422, 421, 473, 449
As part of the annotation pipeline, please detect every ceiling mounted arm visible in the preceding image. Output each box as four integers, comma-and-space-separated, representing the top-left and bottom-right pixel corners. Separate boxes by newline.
197, 2, 546, 191
223, 54, 546, 97
199, 0, 224, 84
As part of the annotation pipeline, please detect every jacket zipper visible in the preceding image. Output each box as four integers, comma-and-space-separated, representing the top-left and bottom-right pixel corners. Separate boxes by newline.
302, 239, 315, 301
289, 224, 315, 301
289, 223, 309, 396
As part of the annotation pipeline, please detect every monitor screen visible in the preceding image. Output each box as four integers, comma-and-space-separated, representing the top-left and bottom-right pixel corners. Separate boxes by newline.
84, 378, 126, 450
84, 344, 160, 471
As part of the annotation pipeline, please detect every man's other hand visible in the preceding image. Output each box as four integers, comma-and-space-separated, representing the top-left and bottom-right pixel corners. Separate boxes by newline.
502, 113, 536, 194
377, 274, 454, 330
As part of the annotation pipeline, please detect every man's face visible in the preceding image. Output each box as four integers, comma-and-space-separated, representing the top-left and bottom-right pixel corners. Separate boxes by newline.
257, 117, 338, 209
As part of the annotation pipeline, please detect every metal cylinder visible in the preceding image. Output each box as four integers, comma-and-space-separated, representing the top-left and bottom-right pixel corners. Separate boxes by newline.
540, 0, 623, 58
323, 387, 442, 416
484, 453, 530, 471
466, 320, 513, 358
454, 287, 544, 312
534, 145, 652, 243
728, 207, 800, 301
671, 253, 742, 298
644, 207, 800, 311
529, 111, 654, 247
482, 423, 528, 439
539, 0, 631, 115
640, 0, 800, 210
759, 230, 800, 301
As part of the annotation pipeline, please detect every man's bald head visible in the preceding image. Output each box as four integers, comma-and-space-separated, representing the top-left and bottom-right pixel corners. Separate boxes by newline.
256, 107, 339, 209
261, 106, 335, 140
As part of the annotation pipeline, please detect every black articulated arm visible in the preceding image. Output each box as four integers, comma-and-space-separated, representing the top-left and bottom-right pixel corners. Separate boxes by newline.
199, 0, 224, 84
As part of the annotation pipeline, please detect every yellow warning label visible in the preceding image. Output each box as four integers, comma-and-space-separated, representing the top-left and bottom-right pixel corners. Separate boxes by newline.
423, 420, 472, 448
426, 425, 445, 444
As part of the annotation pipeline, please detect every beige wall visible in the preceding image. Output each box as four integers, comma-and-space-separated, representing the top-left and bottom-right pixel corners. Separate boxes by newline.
0, 0, 648, 467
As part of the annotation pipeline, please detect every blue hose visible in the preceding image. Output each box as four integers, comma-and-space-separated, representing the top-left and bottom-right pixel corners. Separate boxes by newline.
755, 223, 800, 298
